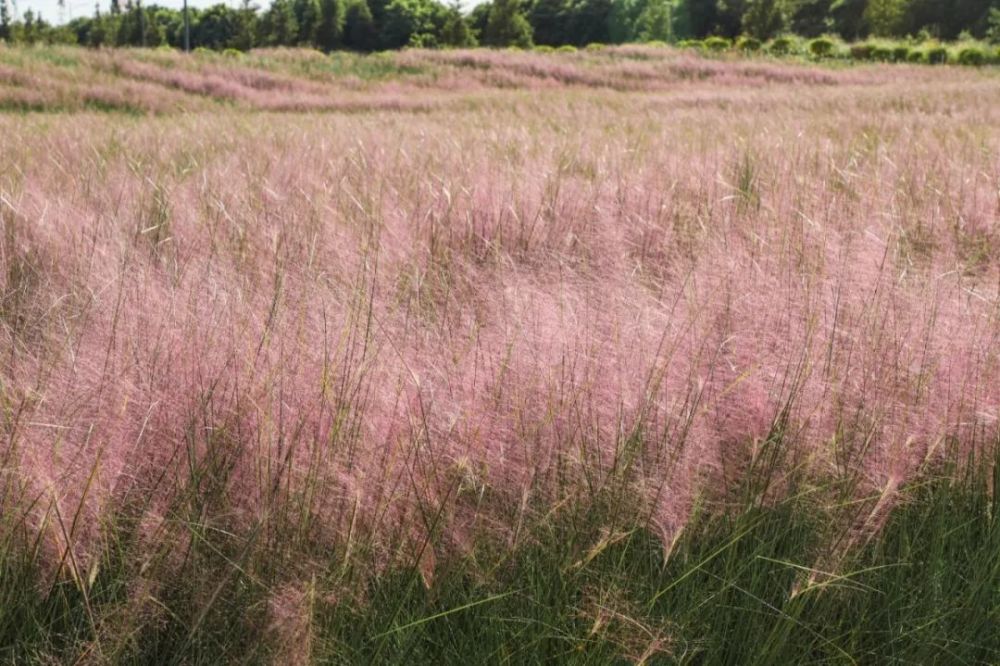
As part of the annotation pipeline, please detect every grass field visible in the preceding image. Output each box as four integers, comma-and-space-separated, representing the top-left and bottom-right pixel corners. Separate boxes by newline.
1, 45, 999, 663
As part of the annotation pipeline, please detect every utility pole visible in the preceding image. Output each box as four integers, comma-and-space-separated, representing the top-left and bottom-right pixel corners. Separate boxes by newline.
183, 0, 190, 52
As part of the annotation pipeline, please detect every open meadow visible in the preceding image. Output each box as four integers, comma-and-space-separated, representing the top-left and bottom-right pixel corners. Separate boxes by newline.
1, 45, 1000, 663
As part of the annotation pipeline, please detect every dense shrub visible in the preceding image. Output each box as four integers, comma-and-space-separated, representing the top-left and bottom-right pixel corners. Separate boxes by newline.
222, 48, 243, 58
849, 43, 873, 60
768, 36, 793, 55
892, 46, 910, 61
532, 45, 554, 53
906, 49, 926, 63
957, 47, 986, 66
808, 38, 835, 58
677, 39, 701, 49
704, 36, 731, 52
871, 46, 892, 61
736, 36, 762, 52
556, 45, 577, 53
927, 46, 948, 64
585, 43, 605, 51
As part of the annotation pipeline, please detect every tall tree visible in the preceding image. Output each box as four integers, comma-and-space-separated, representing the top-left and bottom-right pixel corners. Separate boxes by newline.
233, 0, 257, 50
741, 0, 785, 38
258, 0, 298, 44
342, 0, 377, 49
379, 0, 448, 48
484, 0, 532, 46
988, 6, 1000, 42
830, 0, 866, 39
864, 0, 905, 36
529, 0, 569, 45
788, 0, 832, 36
607, 0, 643, 42
565, 0, 613, 44
440, 0, 476, 45
292, 0, 320, 43
0, 0, 11, 41
714, 0, 746, 36
468, 1, 491, 39
193, 4, 242, 49
675, 0, 720, 36
635, 0, 673, 40
314, 0, 343, 49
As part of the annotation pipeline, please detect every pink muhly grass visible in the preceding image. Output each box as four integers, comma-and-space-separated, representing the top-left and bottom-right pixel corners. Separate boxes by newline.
0, 50, 998, 604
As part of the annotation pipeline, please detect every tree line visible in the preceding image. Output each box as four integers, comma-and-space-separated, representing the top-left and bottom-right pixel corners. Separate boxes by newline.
1, 0, 998, 52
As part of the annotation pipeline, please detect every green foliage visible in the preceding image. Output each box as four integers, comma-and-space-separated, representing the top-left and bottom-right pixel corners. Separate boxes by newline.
830, 0, 865, 40
0, 0, 11, 42
808, 36, 834, 57
926, 45, 948, 63
380, 0, 448, 49
957, 46, 986, 65
871, 44, 892, 60
532, 43, 554, 52
440, 1, 476, 46
741, 0, 785, 40
906, 47, 926, 62
789, 0, 832, 38
634, 0, 673, 43
556, 43, 577, 52
293, 0, 321, 44
767, 34, 793, 54
1, 0, 997, 56
848, 41, 873, 59
342, 0, 378, 51
584, 41, 605, 50
864, 0, 906, 37
314, 0, 344, 51
527, 0, 568, 46
606, 0, 640, 43
735, 34, 761, 50
190, 5, 251, 51
703, 35, 730, 50
989, 8, 1000, 44
484, 0, 532, 48
258, 0, 299, 46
